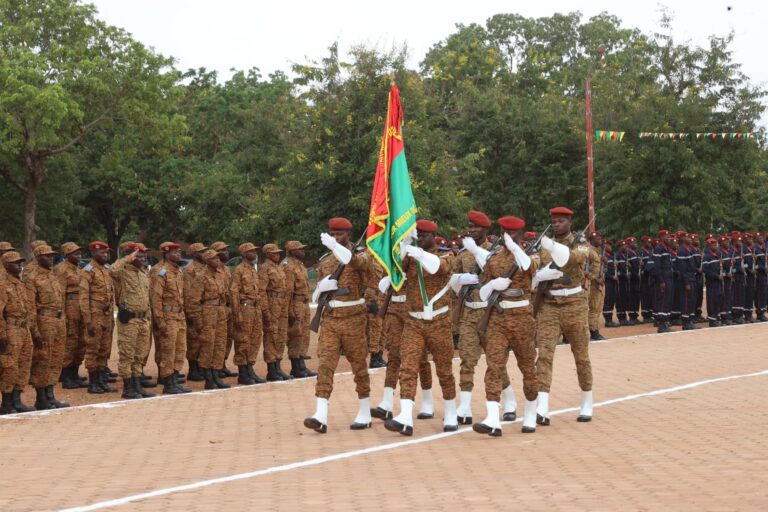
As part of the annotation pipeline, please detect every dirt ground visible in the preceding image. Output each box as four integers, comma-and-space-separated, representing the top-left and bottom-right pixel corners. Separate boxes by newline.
1, 320, 767, 511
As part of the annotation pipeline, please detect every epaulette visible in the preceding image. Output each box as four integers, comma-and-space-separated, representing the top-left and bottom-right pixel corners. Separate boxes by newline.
355, 246, 366, 253
158, 268, 167, 277
84, 264, 93, 272
457, 247, 467, 254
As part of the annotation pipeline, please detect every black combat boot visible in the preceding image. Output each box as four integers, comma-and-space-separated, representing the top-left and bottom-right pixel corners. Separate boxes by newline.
121, 378, 141, 399
274, 360, 293, 380
187, 360, 204, 381
102, 367, 117, 383
299, 358, 317, 377
603, 316, 618, 327
248, 364, 266, 384
0, 392, 16, 415
173, 372, 192, 393
220, 364, 238, 378
590, 330, 606, 341
140, 372, 157, 388
657, 321, 671, 333
238, 365, 256, 385
134, 377, 156, 398
266, 362, 282, 382
290, 358, 314, 378
87, 371, 104, 394
98, 370, 117, 393
203, 368, 217, 390
211, 369, 231, 389
34, 387, 54, 410
60, 366, 78, 389
46, 385, 70, 408
162, 375, 182, 395
11, 389, 35, 412
369, 351, 387, 369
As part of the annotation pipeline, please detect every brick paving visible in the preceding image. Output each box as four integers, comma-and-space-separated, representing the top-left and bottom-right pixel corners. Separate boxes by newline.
1, 323, 766, 511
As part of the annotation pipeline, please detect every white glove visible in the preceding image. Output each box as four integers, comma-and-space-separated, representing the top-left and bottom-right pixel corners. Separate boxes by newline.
404, 245, 440, 274
462, 236, 490, 269
450, 273, 479, 293
479, 277, 511, 301
378, 275, 391, 294
320, 232, 351, 264
540, 235, 569, 267
504, 233, 531, 271
312, 276, 339, 303
532, 264, 563, 289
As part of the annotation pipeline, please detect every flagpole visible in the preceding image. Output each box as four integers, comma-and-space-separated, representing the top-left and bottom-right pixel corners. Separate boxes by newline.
586, 45, 606, 234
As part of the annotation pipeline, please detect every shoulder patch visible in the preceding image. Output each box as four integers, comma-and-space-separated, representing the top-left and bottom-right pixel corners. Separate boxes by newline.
84, 264, 93, 272
158, 268, 167, 277
576, 246, 589, 253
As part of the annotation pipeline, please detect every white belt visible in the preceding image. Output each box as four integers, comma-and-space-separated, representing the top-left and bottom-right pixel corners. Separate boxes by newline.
499, 299, 530, 309
328, 298, 365, 309
408, 305, 449, 321
391, 295, 407, 303
464, 301, 488, 309
549, 286, 583, 297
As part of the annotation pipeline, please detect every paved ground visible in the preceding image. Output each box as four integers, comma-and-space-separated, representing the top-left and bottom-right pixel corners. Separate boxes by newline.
1, 321, 767, 511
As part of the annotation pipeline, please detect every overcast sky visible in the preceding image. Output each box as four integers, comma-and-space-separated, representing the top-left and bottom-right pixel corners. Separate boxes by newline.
91, 0, 767, 127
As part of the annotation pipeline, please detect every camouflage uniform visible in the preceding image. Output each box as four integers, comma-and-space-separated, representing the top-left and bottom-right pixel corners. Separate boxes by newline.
79, 259, 115, 373
587, 245, 605, 332
283, 256, 311, 359
111, 256, 151, 380
230, 258, 267, 366
382, 291, 432, 391
259, 258, 288, 364
0, 267, 34, 395
26, 258, 66, 389
188, 264, 229, 371
54, 256, 85, 375
149, 259, 186, 379
183, 259, 205, 365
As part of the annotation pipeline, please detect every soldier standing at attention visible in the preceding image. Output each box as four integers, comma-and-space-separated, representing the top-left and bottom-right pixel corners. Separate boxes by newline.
22, 240, 48, 279
259, 243, 292, 381
650, 230, 675, 333
626, 237, 641, 324
731, 234, 746, 324
188, 249, 231, 390
702, 237, 724, 327
753, 232, 767, 321
304, 217, 375, 433
211, 242, 237, 379
587, 232, 606, 341
615, 240, 629, 326
0, 241, 16, 281
533, 207, 593, 426
719, 236, 734, 325
384, 219, 458, 436
283, 240, 316, 379
150, 242, 191, 394
230, 242, 268, 385
27, 244, 69, 409
742, 234, 756, 322
111, 245, 155, 399
183, 243, 207, 381
54, 242, 88, 389
472, 215, 539, 436
602, 239, 618, 327
0, 251, 36, 414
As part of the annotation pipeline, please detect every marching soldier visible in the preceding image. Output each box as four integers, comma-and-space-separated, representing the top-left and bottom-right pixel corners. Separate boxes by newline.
587, 232, 606, 340
364, 271, 387, 369
211, 242, 238, 379
230, 242, 268, 385
472, 215, 539, 436
259, 243, 292, 381
183, 242, 207, 381
385, 219, 458, 436
283, 240, 316, 379
533, 207, 593, 425
54, 242, 88, 389
452, 210, 514, 424
26, 244, 69, 409
702, 237, 724, 327
149, 242, 191, 394
304, 217, 376, 433
111, 245, 155, 399
0, 251, 35, 414
188, 249, 231, 390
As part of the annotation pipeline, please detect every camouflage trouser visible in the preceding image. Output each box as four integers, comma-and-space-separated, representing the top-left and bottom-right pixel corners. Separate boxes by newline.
186, 319, 202, 363
263, 303, 287, 363
588, 283, 605, 331
315, 312, 370, 399
62, 298, 85, 369
155, 313, 187, 378
224, 311, 234, 364
535, 296, 592, 393
234, 304, 263, 365
287, 301, 310, 359
117, 317, 151, 379
84, 309, 114, 372
399, 316, 455, 401
365, 310, 384, 353
0, 324, 32, 393
382, 308, 432, 390
30, 315, 66, 388
458, 307, 508, 392
198, 305, 228, 370
485, 309, 537, 402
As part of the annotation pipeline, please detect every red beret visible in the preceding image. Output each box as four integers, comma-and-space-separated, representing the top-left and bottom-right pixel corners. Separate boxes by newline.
626, 236, 636, 242
549, 206, 574, 218
604, 239, 613, 245
743, 233, 753, 239
498, 216, 525, 230
89, 241, 109, 251
160, 242, 181, 252
467, 210, 491, 228
524, 231, 537, 238
416, 219, 438, 233
706, 237, 718, 244
719, 235, 729, 242
658, 229, 670, 237
640, 235, 651, 241
328, 217, 353, 230
730, 232, 741, 239
435, 236, 447, 244
618, 239, 626, 246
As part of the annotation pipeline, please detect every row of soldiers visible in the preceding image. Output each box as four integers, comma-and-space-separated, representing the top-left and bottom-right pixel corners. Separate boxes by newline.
0, 236, 327, 413
588, 230, 768, 337
304, 209, 594, 437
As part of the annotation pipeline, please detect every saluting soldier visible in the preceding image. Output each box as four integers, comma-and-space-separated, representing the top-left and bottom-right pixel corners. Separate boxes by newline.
230, 242, 268, 385
283, 240, 316, 379
54, 242, 88, 389
384, 219, 458, 436
533, 207, 593, 426
183, 242, 207, 381
259, 243, 292, 381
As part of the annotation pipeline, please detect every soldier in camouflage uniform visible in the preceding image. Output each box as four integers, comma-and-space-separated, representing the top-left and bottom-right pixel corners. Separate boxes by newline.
183, 243, 207, 381
534, 207, 594, 425
54, 242, 89, 389
259, 243, 292, 381
0, 241, 15, 282
587, 232, 607, 341
283, 240, 316, 379
211, 242, 238, 379
230, 242, 268, 385
304, 217, 376, 433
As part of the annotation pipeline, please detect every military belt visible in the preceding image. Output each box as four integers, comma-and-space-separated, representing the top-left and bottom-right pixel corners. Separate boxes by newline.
6, 317, 28, 328
162, 305, 183, 313
132, 310, 151, 319
66, 292, 79, 299
391, 295, 407, 303
38, 308, 63, 318
90, 299, 112, 313
549, 286, 583, 297
202, 299, 224, 306
499, 299, 530, 309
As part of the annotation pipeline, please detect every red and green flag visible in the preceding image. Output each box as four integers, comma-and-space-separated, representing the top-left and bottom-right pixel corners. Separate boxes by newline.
366, 84, 417, 292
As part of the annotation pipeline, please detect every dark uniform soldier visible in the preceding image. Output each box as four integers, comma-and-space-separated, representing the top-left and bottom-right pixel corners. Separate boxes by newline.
615, 240, 630, 325
0, 251, 36, 414
26, 244, 69, 409
54, 242, 88, 389
719, 236, 734, 325
651, 230, 675, 332
259, 243, 292, 381
534, 207, 593, 425
675, 234, 699, 330
384, 219, 458, 436
211, 241, 238, 379
283, 240, 316, 379
691, 235, 705, 323
230, 242, 268, 385
742, 234, 756, 322
183, 242, 207, 381
626, 237, 641, 324
304, 217, 376, 433
472, 215, 539, 436
702, 237, 724, 327
150, 242, 191, 394
754, 232, 767, 321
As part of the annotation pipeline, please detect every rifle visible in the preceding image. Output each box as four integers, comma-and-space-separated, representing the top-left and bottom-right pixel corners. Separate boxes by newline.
309, 229, 367, 333
532, 217, 594, 317
477, 227, 550, 334
451, 235, 504, 325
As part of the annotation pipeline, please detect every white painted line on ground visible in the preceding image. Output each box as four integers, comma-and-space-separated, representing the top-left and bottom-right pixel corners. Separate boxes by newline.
59, 368, 768, 512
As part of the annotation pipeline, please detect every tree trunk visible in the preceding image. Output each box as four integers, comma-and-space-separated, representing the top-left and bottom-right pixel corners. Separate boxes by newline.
23, 180, 38, 260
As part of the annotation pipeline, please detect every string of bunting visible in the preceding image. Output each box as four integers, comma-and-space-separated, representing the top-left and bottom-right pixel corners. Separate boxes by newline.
596, 130, 766, 142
